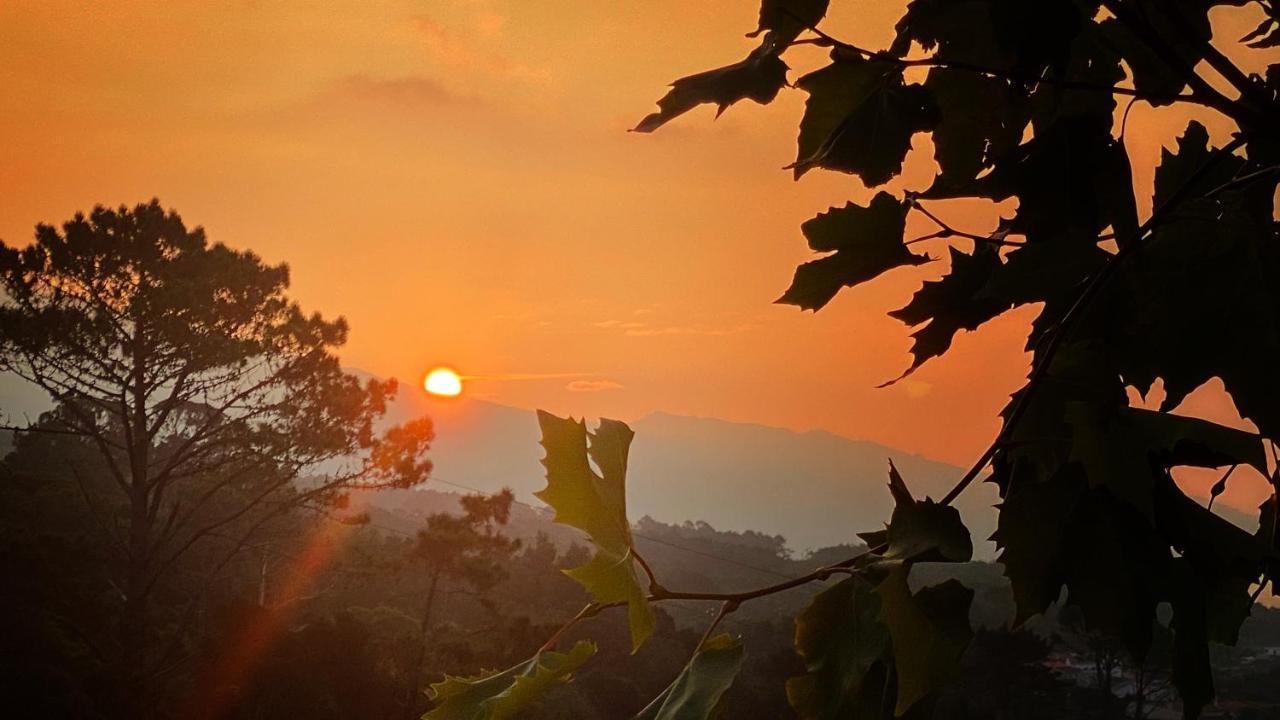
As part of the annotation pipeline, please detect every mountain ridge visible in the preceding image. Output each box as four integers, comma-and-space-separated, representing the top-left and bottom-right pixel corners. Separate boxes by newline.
2, 370, 998, 553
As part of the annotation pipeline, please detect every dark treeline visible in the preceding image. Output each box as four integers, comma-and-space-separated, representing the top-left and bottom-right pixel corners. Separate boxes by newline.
7, 420, 1280, 718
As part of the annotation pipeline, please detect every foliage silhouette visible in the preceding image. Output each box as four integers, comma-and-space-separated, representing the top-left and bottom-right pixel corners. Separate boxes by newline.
0, 201, 434, 715
443, 1, 1280, 718
407, 490, 522, 718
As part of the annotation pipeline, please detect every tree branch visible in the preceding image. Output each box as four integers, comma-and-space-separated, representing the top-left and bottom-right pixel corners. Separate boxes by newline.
791, 21, 1211, 109
938, 134, 1248, 506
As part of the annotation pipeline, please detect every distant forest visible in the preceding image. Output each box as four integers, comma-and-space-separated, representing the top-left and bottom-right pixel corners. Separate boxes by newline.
6, 425, 1280, 718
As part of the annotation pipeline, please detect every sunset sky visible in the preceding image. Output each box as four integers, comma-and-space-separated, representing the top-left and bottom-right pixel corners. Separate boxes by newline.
1, 1, 1273, 506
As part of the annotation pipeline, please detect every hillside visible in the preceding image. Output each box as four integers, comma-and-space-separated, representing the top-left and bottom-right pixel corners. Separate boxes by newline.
385, 382, 999, 554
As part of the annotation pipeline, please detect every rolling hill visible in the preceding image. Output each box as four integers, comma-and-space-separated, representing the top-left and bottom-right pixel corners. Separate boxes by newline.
385, 382, 1001, 555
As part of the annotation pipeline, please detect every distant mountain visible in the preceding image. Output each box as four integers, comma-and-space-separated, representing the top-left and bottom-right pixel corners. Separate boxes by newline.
382, 379, 1000, 555
0, 369, 1001, 554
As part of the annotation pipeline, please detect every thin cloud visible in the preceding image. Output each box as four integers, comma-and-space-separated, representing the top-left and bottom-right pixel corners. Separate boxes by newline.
320, 74, 481, 109
899, 380, 932, 399
409, 14, 553, 87
464, 371, 598, 382
594, 316, 755, 337
566, 380, 624, 393
623, 324, 754, 337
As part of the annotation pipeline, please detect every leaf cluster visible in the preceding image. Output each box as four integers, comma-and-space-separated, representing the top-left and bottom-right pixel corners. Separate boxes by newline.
445, 0, 1280, 717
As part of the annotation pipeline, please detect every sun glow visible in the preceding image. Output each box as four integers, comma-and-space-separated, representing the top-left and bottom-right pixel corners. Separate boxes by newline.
424, 367, 464, 397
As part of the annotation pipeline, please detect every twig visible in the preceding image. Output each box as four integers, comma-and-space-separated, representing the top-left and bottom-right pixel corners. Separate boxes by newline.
904, 230, 949, 246
696, 600, 739, 650
1203, 165, 1280, 199
631, 547, 665, 595
538, 603, 600, 653
911, 200, 1024, 247
1207, 464, 1237, 511
1097, 0, 1264, 129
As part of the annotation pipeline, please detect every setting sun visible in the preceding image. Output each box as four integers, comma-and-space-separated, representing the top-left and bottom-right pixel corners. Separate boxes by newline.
423, 367, 463, 397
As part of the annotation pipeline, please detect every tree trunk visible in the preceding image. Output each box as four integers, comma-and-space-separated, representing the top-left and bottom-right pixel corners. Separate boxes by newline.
119, 324, 154, 715
119, 479, 153, 716
405, 572, 442, 720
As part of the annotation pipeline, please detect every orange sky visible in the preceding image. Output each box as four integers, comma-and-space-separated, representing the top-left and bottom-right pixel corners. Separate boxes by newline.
1, 1, 1274, 508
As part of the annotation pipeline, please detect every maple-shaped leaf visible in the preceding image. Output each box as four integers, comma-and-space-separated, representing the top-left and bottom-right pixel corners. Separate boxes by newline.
1065, 405, 1267, 519
633, 37, 788, 133
1110, 121, 1280, 437
536, 411, 655, 652
880, 463, 973, 564
787, 575, 892, 719
874, 565, 973, 716
633, 634, 746, 720
887, 243, 1006, 381
893, 0, 1090, 74
749, 0, 830, 44
1157, 478, 1268, 646
1157, 466, 1273, 720
790, 51, 940, 186
986, 240, 1111, 346
1099, 2, 1217, 107
1026, 19, 1126, 131
928, 115, 1136, 245
1151, 121, 1246, 210
777, 192, 928, 311
925, 69, 1030, 188
425, 641, 596, 720
992, 465, 1082, 625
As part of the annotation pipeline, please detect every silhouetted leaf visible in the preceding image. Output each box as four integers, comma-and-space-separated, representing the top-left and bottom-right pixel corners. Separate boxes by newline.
777, 193, 928, 311
893, 0, 1091, 78
993, 467, 1082, 624
787, 575, 892, 719
1027, 19, 1125, 128
926, 69, 1030, 188
536, 412, 655, 651
888, 243, 1005, 379
633, 38, 788, 133
634, 634, 745, 720
1157, 477, 1267, 636
425, 641, 596, 720
750, 0, 830, 43
874, 565, 973, 715
929, 115, 1136, 245
887, 459, 915, 507
884, 496, 973, 565
1111, 123, 1280, 437
1152, 122, 1246, 210
1100, 3, 1213, 107
790, 51, 939, 185
1065, 405, 1267, 518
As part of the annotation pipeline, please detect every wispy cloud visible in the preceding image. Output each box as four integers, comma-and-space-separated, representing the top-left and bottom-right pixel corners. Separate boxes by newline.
463, 371, 594, 382
594, 317, 755, 338
409, 14, 553, 87
566, 380, 624, 393
898, 379, 932, 399
593, 319, 646, 330
327, 73, 478, 108
622, 324, 754, 337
